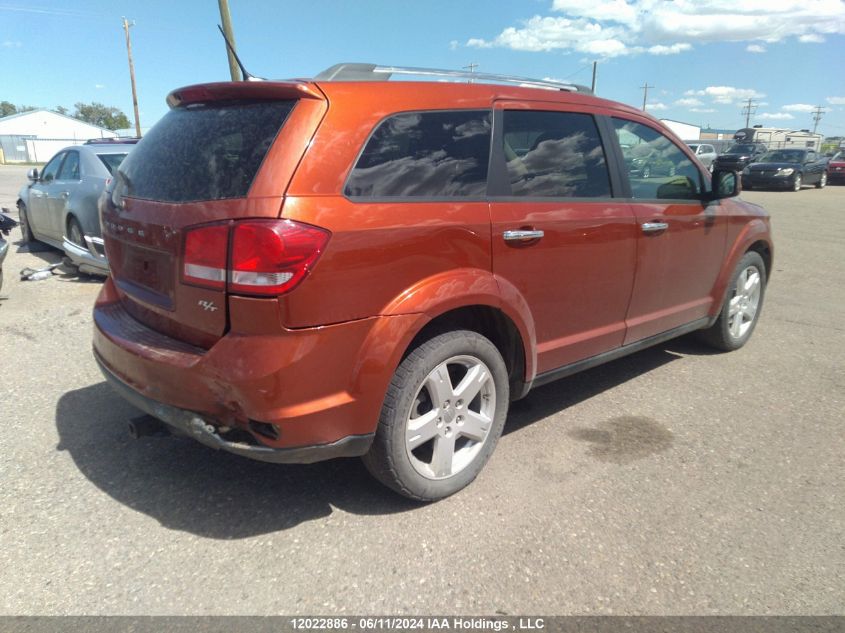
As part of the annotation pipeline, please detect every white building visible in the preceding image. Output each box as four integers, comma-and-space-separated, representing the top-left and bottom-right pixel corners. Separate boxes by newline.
0, 109, 116, 163
659, 118, 701, 142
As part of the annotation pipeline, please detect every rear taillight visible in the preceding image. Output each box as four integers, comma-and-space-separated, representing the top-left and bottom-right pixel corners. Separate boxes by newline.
182, 220, 329, 296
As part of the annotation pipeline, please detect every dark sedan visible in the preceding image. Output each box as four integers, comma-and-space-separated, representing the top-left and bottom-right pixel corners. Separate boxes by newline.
741, 149, 827, 191
713, 143, 767, 172
827, 151, 845, 184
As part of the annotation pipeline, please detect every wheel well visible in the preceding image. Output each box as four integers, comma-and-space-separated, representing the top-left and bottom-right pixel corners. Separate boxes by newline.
747, 241, 772, 279
404, 306, 527, 399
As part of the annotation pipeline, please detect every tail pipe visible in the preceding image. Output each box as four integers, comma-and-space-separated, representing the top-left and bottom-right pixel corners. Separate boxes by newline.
128, 415, 169, 439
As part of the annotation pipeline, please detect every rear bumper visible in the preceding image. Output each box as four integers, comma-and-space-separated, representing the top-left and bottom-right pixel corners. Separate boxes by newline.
63, 235, 109, 276
96, 354, 373, 463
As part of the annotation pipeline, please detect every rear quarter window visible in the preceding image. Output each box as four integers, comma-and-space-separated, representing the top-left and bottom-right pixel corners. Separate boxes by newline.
117, 100, 296, 203
345, 110, 492, 198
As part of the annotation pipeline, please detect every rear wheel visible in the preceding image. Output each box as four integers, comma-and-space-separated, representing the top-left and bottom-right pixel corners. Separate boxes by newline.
792, 173, 802, 191
17, 202, 34, 244
698, 251, 766, 351
363, 330, 509, 501
816, 172, 827, 189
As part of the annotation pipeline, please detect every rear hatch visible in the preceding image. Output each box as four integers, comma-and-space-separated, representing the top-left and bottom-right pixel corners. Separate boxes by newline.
102, 82, 327, 347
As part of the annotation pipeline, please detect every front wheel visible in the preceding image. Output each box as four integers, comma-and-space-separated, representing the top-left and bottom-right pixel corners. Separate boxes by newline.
698, 251, 766, 351
363, 330, 509, 501
792, 173, 803, 191
816, 172, 827, 189
17, 202, 34, 244
67, 216, 85, 247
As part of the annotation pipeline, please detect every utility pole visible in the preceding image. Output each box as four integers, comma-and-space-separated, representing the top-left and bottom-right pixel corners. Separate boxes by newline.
741, 98, 758, 128
463, 62, 478, 83
591, 61, 597, 94
640, 83, 654, 111
121, 17, 141, 138
218, 0, 241, 81
812, 105, 825, 134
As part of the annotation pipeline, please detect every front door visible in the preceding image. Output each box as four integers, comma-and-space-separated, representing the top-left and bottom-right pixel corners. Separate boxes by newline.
611, 118, 727, 343
490, 104, 637, 374
27, 151, 65, 240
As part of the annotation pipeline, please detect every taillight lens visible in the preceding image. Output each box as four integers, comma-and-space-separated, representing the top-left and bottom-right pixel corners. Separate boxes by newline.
183, 224, 229, 289
181, 219, 329, 296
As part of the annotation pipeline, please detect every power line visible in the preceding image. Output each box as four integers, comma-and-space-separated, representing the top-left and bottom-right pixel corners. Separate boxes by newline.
812, 105, 826, 134
741, 98, 758, 128
640, 83, 654, 111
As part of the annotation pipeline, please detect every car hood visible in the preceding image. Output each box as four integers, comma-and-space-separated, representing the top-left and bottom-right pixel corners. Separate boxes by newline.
748, 162, 801, 171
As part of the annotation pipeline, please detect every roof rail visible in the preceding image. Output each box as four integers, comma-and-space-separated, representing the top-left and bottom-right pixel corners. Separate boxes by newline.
315, 63, 592, 94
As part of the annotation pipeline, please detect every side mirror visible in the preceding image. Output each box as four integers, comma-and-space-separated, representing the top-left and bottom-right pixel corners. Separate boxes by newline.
27, 168, 39, 182
709, 169, 740, 200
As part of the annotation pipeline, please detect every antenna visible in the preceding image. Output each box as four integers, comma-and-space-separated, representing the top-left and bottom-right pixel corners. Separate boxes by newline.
216, 24, 260, 82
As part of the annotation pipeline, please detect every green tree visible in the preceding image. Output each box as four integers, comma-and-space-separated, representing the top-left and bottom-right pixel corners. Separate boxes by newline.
0, 101, 17, 117
72, 102, 131, 130
54, 106, 68, 115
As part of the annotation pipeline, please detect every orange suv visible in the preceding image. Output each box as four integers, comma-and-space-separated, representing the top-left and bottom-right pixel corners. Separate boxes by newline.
93, 64, 773, 500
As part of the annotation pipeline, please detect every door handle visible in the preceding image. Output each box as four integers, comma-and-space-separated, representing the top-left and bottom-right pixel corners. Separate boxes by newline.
641, 221, 669, 233
504, 229, 544, 242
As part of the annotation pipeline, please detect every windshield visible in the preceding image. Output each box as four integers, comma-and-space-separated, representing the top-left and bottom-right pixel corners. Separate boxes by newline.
688, 144, 699, 152
97, 153, 128, 176
759, 150, 805, 163
726, 144, 756, 154
117, 99, 296, 203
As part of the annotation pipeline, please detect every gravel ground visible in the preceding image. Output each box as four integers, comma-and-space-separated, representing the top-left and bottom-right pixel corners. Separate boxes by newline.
0, 164, 842, 615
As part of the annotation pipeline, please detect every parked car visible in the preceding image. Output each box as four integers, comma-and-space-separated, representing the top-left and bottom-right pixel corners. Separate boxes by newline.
741, 148, 827, 191
93, 64, 773, 501
712, 143, 767, 172
827, 151, 845, 185
0, 211, 19, 293
622, 144, 676, 178
686, 143, 718, 171
17, 139, 137, 275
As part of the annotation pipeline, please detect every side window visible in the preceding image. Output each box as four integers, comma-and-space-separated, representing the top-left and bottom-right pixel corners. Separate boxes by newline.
57, 151, 80, 180
612, 118, 703, 200
345, 110, 491, 198
40, 153, 65, 183
502, 110, 611, 198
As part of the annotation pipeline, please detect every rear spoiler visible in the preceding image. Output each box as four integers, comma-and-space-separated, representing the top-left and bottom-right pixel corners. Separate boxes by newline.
166, 81, 324, 108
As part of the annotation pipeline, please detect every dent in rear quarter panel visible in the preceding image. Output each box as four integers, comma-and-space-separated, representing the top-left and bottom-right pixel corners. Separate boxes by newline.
708, 198, 773, 317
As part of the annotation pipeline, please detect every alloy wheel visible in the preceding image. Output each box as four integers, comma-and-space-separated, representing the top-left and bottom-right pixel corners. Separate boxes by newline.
728, 266, 762, 340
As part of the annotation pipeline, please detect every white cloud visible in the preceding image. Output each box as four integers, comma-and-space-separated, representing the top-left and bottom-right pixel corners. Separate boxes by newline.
758, 112, 795, 120
827, 96, 845, 105
648, 43, 693, 55
646, 102, 668, 111
449, 40, 459, 51
675, 97, 703, 107
687, 86, 766, 105
782, 103, 816, 112
690, 108, 717, 113
467, 0, 845, 58
94, 84, 106, 89
2, 40, 22, 48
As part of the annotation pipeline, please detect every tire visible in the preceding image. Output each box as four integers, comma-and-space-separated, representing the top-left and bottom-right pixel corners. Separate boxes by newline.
816, 172, 827, 189
642, 165, 651, 179
792, 173, 802, 192
363, 330, 510, 501
17, 202, 34, 244
67, 216, 84, 247
698, 251, 766, 352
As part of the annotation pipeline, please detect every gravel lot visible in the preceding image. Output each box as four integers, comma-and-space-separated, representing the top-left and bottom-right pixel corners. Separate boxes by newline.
0, 163, 842, 615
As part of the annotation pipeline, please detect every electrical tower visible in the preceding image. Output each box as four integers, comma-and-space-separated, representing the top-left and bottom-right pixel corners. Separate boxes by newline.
741, 98, 758, 128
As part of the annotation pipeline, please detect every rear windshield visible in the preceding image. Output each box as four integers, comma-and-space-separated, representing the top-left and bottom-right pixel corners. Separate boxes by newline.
117, 100, 296, 203
725, 144, 756, 154
97, 153, 128, 176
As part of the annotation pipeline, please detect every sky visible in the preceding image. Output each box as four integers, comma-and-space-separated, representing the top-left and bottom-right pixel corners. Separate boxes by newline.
1, 0, 844, 137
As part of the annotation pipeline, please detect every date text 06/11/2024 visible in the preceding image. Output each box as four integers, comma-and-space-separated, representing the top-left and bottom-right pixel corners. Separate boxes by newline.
289, 617, 546, 631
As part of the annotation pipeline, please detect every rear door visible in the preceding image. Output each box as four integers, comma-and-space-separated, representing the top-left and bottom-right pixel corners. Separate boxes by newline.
102, 84, 327, 347
50, 149, 81, 238
610, 117, 727, 343
490, 102, 637, 374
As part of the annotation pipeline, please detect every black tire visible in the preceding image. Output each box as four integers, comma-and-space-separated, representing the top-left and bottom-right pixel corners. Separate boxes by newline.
698, 251, 767, 351
816, 172, 827, 189
17, 202, 34, 244
67, 216, 84, 247
791, 173, 802, 192
363, 330, 509, 501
